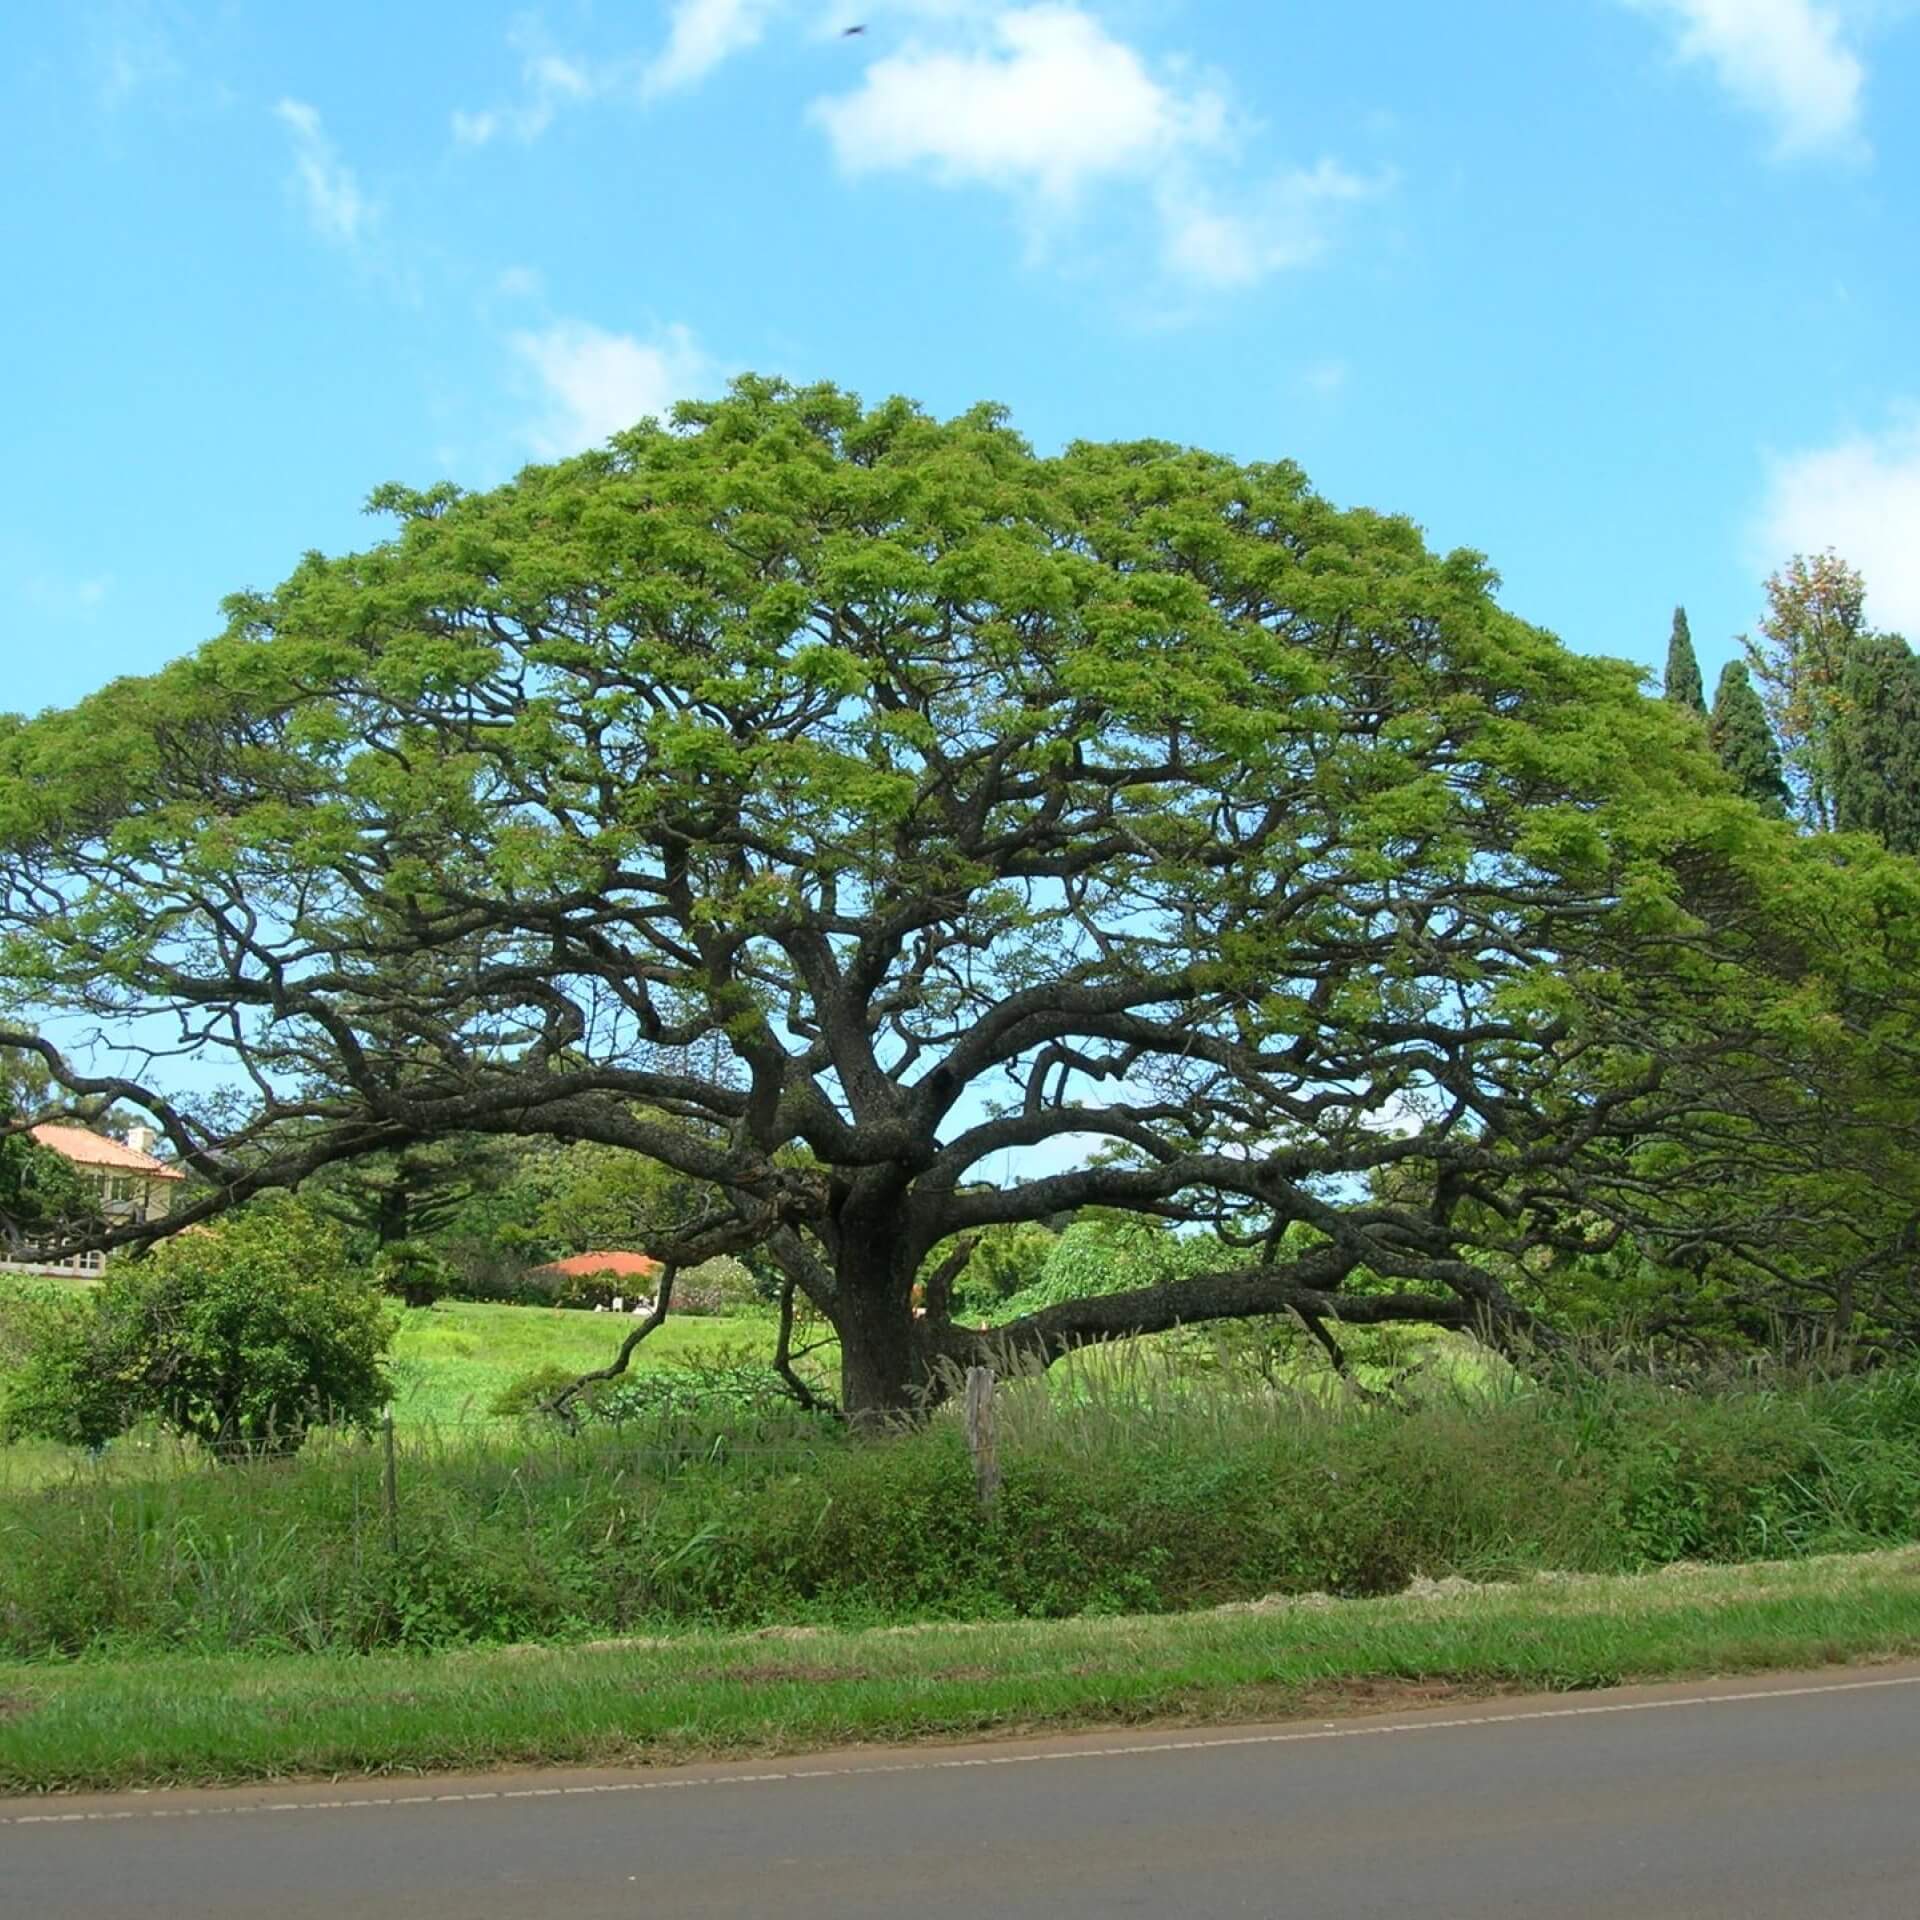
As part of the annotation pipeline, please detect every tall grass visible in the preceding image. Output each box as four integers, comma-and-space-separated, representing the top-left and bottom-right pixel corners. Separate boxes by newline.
3, 1352, 1919, 1660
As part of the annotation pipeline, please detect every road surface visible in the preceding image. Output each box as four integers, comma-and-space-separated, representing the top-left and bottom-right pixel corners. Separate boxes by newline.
7, 1665, 1920, 1917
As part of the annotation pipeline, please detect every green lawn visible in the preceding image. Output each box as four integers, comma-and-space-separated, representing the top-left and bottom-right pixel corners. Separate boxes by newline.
385, 1301, 791, 1426
4, 1546, 1916, 1794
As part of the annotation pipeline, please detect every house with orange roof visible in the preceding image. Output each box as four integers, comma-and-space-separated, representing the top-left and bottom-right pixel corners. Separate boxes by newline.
2, 1124, 185, 1276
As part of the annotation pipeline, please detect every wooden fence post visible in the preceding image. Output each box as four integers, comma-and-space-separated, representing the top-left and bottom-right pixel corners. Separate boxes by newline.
963, 1366, 1000, 1513
381, 1408, 400, 1559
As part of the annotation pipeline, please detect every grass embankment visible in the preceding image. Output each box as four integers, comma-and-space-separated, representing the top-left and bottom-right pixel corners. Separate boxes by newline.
4, 1360, 1920, 1658
4, 1548, 1917, 1794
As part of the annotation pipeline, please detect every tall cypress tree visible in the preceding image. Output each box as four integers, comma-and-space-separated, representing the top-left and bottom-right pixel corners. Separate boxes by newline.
1663, 606, 1706, 714
1833, 632, 1920, 856
1708, 659, 1789, 816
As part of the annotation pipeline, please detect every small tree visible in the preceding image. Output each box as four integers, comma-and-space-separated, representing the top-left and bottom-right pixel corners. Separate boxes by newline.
1663, 606, 1706, 715
374, 1237, 452, 1310
1, 1199, 392, 1456
1708, 659, 1789, 815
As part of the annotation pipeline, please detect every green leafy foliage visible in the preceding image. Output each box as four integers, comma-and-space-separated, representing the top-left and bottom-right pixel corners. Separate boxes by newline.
1744, 552, 1870, 829
0, 1106, 98, 1258
1, 1200, 393, 1456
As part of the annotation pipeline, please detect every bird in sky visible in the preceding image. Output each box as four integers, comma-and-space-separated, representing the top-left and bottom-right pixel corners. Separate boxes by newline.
842, 23, 867, 34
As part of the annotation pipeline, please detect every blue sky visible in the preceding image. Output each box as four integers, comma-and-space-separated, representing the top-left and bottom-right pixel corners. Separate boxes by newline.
4, 0, 1918, 719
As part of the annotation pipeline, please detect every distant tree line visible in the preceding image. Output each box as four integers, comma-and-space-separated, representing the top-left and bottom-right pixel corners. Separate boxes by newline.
1664, 555, 1920, 854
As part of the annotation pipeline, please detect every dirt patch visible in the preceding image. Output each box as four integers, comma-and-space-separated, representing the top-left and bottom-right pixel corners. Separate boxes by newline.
927, 1665, 996, 1683
1402, 1575, 1493, 1602
0, 1694, 33, 1722
1212, 1590, 1338, 1616
749, 1625, 826, 1643
683, 1663, 876, 1686
1295, 1676, 1468, 1714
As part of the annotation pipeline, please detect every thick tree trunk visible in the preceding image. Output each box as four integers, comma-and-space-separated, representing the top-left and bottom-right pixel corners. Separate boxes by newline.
827, 1221, 937, 1424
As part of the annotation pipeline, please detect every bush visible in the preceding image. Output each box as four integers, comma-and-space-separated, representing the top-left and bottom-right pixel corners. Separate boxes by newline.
1, 1198, 393, 1457
0, 1279, 81, 1375
670, 1257, 759, 1317
991, 1216, 1248, 1321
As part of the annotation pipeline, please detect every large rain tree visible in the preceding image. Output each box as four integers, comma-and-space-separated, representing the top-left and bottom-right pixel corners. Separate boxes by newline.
1, 382, 1908, 1414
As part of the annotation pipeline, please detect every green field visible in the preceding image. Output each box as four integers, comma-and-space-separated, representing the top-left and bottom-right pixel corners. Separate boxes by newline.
0, 1289, 828, 1489
384, 1300, 799, 1426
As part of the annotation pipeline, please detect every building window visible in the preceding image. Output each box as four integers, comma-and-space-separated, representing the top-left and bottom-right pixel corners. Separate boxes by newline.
107, 1175, 136, 1204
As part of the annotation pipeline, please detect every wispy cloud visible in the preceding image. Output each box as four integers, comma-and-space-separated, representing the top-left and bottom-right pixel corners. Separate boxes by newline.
452, 26, 597, 146
22, 573, 113, 618
644, 0, 785, 97
452, 4, 1380, 292
274, 99, 375, 246
512, 320, 718, 456
1156, 162, 1382, 290
89, 2, 186, 111
1623, 0, 1871, 156
1758, 406, 1920, 636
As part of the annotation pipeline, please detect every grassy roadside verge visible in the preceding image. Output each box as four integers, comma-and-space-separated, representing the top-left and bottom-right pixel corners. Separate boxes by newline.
5, 1547, 1918, 1795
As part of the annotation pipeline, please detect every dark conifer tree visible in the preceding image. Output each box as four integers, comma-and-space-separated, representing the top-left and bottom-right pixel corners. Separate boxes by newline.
1833, 632, 1920, 856
1708, 659, 1789, 815
1664, 606, 1706, 714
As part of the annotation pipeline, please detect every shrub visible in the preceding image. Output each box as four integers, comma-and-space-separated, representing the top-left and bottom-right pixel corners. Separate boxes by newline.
1, 1198, 393, 1456
375, 1240, 451, 1311
671, 1257, 759, 1316
992, 1217, 1248, 1321
0, 1279, 81, 1375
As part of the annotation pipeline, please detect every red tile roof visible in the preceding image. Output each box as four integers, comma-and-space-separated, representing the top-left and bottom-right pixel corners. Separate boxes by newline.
529, 1250, 662, 1280
29, 1124, 185, 1179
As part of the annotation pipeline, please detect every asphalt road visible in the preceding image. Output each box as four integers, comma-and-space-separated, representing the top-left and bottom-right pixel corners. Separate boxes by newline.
7, 1665, 1920, 1918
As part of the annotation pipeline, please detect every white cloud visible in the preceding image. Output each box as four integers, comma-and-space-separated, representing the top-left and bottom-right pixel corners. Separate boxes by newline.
645, 0, 785, 97
496, 264, 545, 299
273, 99, 375, 246
807, 4, 1372, 286
512, 321, 718, 456
812, 6, 1220, 200
1758, 408, 1920, 636
1625, 0, 1867, 155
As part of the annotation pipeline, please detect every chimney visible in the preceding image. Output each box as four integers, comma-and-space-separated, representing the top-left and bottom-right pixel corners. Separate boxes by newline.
125, 1125, 159, 1158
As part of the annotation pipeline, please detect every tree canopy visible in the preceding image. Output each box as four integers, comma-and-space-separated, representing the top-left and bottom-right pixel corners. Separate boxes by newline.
3, 380, 1917, 1412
